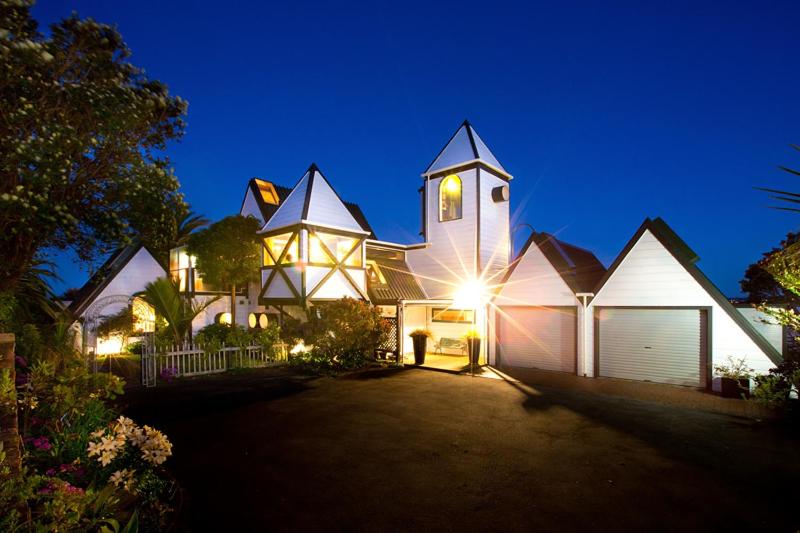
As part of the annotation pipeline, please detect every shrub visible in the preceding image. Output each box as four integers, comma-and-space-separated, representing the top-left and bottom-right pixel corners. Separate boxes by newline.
752, 359, 800, 408
126, 340, 144, 355
194, 322, 281, 351
288, 350, 336, 375
299, 298, 391, 372
714, 356, 754, 380
6, 351, 176, 530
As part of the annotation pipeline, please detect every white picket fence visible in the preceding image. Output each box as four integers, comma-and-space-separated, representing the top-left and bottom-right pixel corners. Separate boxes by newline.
141, 341, 289, 387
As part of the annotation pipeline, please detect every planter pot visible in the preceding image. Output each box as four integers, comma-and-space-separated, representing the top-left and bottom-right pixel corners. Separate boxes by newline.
713, 377, 751, 399
467, 338, 481, 366
411, 335, 427, 365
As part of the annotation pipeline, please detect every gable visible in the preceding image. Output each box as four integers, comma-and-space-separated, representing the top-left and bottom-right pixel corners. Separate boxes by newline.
305, 170, 363, 232
262, 172, 309, 231
593, 230, 706, 304
240, 187, 263, 223
592, 219, 782, 367
495, 239, 576, 306
425, 121, 509, 177
261, 167, 366, 234
72, 246, 166, 318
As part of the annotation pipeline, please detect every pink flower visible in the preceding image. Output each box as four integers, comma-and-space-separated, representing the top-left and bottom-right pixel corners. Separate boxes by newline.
32, 436, 52, 451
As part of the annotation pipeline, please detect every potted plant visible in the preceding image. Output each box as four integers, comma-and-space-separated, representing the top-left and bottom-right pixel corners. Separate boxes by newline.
465, 327, 481, 369
712, 357, 754, 399
409, 329, 431, 365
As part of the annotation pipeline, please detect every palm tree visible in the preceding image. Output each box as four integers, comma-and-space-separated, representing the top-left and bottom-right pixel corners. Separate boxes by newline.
757, 145, 800, 212
137, 277, 218, 344
174, 210, 210, 248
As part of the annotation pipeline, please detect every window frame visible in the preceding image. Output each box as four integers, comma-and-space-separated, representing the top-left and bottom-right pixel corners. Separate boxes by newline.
431, 307, 474, 323
438, 174, 463, 222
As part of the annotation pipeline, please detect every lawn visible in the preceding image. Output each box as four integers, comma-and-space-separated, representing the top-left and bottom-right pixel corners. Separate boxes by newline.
121, 367, 799, 531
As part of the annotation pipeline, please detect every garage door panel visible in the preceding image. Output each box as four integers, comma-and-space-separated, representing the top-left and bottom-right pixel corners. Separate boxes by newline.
598, 308, 703, 386
498, 307, 576, 372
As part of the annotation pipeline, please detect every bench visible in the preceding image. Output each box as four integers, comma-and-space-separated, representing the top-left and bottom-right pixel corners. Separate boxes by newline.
434, 337, 467, 356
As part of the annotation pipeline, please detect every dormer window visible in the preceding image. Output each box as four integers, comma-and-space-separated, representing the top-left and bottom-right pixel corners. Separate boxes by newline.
439, 174, 462, 222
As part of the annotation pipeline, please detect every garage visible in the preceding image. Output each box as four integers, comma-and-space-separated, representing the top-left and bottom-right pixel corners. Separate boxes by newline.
497, 307, 577, 372
596, 308, 707, 387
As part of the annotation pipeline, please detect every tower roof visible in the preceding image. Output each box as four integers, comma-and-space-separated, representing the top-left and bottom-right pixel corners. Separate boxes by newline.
424, 120, 510, 178
261, 164, 370, 234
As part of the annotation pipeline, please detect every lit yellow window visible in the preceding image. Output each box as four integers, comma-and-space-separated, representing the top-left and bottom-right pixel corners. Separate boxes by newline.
316, 232, 361, 266
309, 233, 333, 265
439, 174, 462, 221
264, 232, 298, 264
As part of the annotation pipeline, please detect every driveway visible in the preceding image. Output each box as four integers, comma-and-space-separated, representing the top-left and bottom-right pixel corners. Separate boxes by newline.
122, 367, 799, 532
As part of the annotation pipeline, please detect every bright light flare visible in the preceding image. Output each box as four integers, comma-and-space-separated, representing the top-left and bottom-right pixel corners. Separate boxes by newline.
453, 278, 487, 310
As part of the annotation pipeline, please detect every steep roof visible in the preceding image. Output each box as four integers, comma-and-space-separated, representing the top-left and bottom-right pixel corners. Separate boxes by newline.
242, 176, 375, 238
67, 243, 164, 318
239, 178, 292, 224
261, 164, 372, 235
366, 247, 426, 304
593, 217, 783, 365
502, 231, 606, 294
424, 120, 510, 178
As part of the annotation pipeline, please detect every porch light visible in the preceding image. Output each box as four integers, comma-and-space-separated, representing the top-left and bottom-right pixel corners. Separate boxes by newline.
453, 278, 487, 310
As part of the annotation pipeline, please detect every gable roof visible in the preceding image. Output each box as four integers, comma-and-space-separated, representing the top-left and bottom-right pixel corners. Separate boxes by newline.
500, 231, 606, 294
424, 120, 511, 179
594, 217, 783, 365
239, 178, 292, 224
365, 247, 427, 304
261, 164, 372, 235
67, 243, 165, 318
242, 176, 375, 238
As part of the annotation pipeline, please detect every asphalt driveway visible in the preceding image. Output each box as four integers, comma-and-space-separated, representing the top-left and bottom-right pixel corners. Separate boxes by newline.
122, 367, 800, 532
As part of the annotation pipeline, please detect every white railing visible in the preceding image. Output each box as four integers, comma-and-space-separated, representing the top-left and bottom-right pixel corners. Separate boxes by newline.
142, 341, 289, 387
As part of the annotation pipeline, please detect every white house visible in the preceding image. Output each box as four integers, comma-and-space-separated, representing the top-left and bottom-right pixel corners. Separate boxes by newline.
67, 243, 165, 355
251, 120, 783, 386
70, 120, 784, 387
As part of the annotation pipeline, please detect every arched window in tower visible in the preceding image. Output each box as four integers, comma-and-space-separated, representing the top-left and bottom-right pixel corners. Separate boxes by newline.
439, 174, 462, 221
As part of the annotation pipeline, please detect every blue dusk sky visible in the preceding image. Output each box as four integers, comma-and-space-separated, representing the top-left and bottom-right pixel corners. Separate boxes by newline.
34, 0, 800, 296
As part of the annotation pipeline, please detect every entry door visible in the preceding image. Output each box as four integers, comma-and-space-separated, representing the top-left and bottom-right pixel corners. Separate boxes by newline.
597, 308, 705, 386
497, 307, 577, 372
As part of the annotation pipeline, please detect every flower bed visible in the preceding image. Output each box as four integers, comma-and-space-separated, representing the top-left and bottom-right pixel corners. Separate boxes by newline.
1, 354, 178, 531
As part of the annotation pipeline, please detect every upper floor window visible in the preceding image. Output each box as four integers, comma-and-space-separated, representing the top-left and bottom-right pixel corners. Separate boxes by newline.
439, 174, 462, 221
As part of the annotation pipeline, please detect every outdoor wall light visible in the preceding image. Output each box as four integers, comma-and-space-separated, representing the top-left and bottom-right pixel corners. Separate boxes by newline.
453, 279, 487, 310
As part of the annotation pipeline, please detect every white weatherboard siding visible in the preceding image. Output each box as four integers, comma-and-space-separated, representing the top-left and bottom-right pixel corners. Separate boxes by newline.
313, 270, 359, 299
597, 308, 703, 386
401, 306, 427, 355
285, 267, 302, 295
587, 230, 776, 376
479, 170, 510, 283
240, 188, 263, 223
497, 307, 577, 372
494, 241, 576, 306
80, 248, 166, 320
348, 269, 366, 294
737, 307, 783, 353
406, 169, 478, 299
264, 274, 293, 299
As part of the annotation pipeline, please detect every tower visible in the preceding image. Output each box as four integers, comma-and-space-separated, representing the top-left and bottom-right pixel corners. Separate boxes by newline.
406, 120, 511, 299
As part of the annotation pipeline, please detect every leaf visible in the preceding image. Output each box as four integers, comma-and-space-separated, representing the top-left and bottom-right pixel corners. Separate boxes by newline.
120, 509, 139, 533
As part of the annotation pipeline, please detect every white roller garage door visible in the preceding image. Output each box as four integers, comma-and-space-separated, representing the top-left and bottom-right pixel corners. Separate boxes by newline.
498, 307, 576, 372
597, 308, 705, 386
